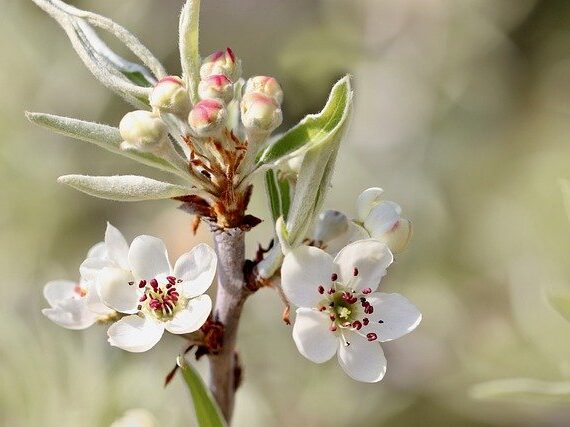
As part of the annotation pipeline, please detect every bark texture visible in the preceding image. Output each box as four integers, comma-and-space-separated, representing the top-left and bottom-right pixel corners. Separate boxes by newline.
208, 226, 251, 422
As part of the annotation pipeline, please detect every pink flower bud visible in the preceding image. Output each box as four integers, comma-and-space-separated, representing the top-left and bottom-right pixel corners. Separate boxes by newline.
119, 110, 167, 152
240, 92, 282, 133
188, 99, 227, 136
198, 75, 234, 104
200, 48, 241, 82
149, 76, 191, 116
245, 76, 283, 104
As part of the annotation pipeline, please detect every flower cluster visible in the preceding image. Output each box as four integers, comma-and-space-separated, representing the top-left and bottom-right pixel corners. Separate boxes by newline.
42, 223, 217, 352
281, 189, 421, 382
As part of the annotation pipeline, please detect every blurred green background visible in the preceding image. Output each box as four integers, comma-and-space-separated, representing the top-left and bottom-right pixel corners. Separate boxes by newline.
2, 0, 570, 425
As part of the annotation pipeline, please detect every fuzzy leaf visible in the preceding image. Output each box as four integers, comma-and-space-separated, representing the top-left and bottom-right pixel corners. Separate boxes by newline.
285, 77, 352, 246
26, 112, 182, 175
265, 170, 291, 223
179, 0, 202, 104
58, 175, 194, 201
257, 75, 352, 166
31, 0, 165, 108
177, 356, 227, 427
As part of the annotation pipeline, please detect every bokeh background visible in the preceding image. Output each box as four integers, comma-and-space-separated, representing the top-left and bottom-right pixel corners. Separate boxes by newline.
2, 0, 570, 426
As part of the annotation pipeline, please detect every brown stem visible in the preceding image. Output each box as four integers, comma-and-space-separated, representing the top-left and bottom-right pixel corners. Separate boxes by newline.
208, 226, 252, 422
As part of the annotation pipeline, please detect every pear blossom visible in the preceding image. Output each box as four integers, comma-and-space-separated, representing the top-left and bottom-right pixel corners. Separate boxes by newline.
107, 236, 217, 352
281, 239, 421, 382
351, 187, 413, 254
42, 237, 117, 330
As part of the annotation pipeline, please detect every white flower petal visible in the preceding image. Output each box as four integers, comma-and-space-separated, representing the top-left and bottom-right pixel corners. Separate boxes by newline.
348, 221, 370, 242
174, 244, 217, 298
363, 292, 421, 342
86, 285, 116, 316
97, 268, 139, 314
363, 201, 402, 238
43, 280, 77, 307
337, 330, 387, 383
334, 239, 393, 292
356, 187, 384, 221
164, 295, 212, 334
105, 223, 130, 270
128, 235, 171, 279
86, 241, 107, 259
80, 257, 114, 283
292, 308, 338, 363
42, 299, 97, 330
107, 315, 164, 353
281, 246, 335, 308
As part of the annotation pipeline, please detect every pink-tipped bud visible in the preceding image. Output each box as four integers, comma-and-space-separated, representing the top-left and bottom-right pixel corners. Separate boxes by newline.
119, 110, 167, 152
200, 48, 241, 82
188, 99, 227, 136
149, 76, 191, 116
381, 219, 413, 254
245, 76, 283, 104
198, 75, 234, 104
240, 92, 282, 133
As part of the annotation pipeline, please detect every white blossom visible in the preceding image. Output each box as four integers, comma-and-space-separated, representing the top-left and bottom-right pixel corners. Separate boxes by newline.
281, 239, 421, 382
106, 236, 217, 352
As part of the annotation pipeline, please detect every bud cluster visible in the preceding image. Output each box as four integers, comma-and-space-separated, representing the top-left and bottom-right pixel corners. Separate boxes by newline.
117, 47, 286, 188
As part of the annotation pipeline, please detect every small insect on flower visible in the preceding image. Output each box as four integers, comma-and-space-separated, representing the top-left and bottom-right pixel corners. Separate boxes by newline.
106, 236, 217, 353
281, 239, 421, 383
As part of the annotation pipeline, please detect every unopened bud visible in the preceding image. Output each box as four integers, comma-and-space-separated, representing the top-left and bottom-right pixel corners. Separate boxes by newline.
245, 76, 283, 104
314, 210, 349, 243
198, 75, 234, 104
240, 92, 282, 133
149, 76, 191, 116
357, 187, 384, 221
119, 110, 167, 152
376, 219, 413, 254
188, 99, 227, 136
363, 201, 412, 254
200, 48, 241, 82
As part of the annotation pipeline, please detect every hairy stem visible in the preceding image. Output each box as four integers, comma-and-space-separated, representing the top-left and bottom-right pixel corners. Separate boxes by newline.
208, 226, 251, 422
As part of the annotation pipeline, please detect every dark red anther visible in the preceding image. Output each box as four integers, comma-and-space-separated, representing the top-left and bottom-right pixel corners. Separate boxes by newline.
364, 305, 374, 315
138, 280, 147, 289
328, 288, 336, 295
352, 321, 363, 330
329, 314, 336, 322
139, 294, 148, 302
366, 332, 378, 342
362, 287, 372, 295
353, 267, 359, 277
319, 306, 326, 311
150, 278, 159, 290
331, 273, 338, 282
363, 318, 369, 326
378, 319, 384, 324
329, 324, 338, 332
167, 276, 176, 284
318, 285, 325, 294
128, 281, 134, 286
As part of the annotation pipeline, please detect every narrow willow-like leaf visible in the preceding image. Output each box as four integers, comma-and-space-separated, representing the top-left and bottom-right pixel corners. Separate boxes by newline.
177, 356, 227, 427
264, 170, 291, 223
256, 75, 351, 166
58, 175, 194, 201
265, 170, 282, 223
471, 378, 570, 402
31, 0, 164, 108
179, 0, 201, 104
26, 112, 181, 175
